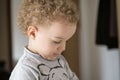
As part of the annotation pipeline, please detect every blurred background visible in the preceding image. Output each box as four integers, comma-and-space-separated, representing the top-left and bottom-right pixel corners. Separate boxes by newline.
0, 0, 120, 80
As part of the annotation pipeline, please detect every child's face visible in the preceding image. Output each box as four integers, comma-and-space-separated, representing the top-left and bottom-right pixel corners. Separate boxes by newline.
28, 21, 77, 60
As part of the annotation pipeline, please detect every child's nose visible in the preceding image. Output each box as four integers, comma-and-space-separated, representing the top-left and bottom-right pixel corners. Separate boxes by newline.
57, 43, 66, 52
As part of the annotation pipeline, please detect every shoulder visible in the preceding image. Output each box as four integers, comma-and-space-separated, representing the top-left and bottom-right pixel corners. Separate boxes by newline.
9, 61, 38, 80
9, 54, 42, 80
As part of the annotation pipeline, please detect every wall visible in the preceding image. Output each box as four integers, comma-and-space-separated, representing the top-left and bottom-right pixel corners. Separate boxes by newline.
11, 0, 28, 64
116, 0, 120, 47
116, 1, 120, 80
0, 0, 10, 70
79, 0, 120, 80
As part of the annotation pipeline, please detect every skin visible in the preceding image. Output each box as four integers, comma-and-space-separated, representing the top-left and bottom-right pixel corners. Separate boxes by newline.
27, 20, 77, 60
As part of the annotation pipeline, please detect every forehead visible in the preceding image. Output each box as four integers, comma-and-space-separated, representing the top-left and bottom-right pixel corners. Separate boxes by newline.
47, 21, 77, 40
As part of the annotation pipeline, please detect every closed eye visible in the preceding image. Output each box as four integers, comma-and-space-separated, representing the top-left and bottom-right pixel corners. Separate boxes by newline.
53, 41, 61, 44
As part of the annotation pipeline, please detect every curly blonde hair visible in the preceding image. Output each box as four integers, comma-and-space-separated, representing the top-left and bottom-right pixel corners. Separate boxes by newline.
17, 0, 79, 33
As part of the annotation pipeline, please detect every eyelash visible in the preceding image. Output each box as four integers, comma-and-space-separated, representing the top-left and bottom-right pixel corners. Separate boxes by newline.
53, 41, 61, 44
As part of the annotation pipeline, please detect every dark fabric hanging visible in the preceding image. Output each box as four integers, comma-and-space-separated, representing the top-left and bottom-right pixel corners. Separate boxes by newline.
96, 0, 118, 49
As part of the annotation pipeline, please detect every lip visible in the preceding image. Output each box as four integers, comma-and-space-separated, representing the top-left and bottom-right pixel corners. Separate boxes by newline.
53, 53, 61, 57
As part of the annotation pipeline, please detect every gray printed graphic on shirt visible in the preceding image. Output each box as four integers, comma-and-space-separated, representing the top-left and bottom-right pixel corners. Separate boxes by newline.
37, 59, 69, 80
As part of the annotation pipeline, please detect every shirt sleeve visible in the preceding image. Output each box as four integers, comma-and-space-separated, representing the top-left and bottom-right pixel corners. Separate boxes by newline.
9, 64, 37, 80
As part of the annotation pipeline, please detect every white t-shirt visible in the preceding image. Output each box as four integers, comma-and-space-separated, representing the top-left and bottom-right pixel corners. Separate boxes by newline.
9, 47, 79, 80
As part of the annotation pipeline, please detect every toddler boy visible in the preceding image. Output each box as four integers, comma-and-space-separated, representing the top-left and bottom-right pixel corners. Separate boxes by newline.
9, 0, 79, 80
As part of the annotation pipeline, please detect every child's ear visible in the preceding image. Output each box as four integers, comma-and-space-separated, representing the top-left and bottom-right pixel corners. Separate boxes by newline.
27, 26, 38, 39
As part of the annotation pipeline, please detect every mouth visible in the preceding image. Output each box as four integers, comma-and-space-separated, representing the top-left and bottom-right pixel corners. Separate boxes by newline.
53, 53, 61, 57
